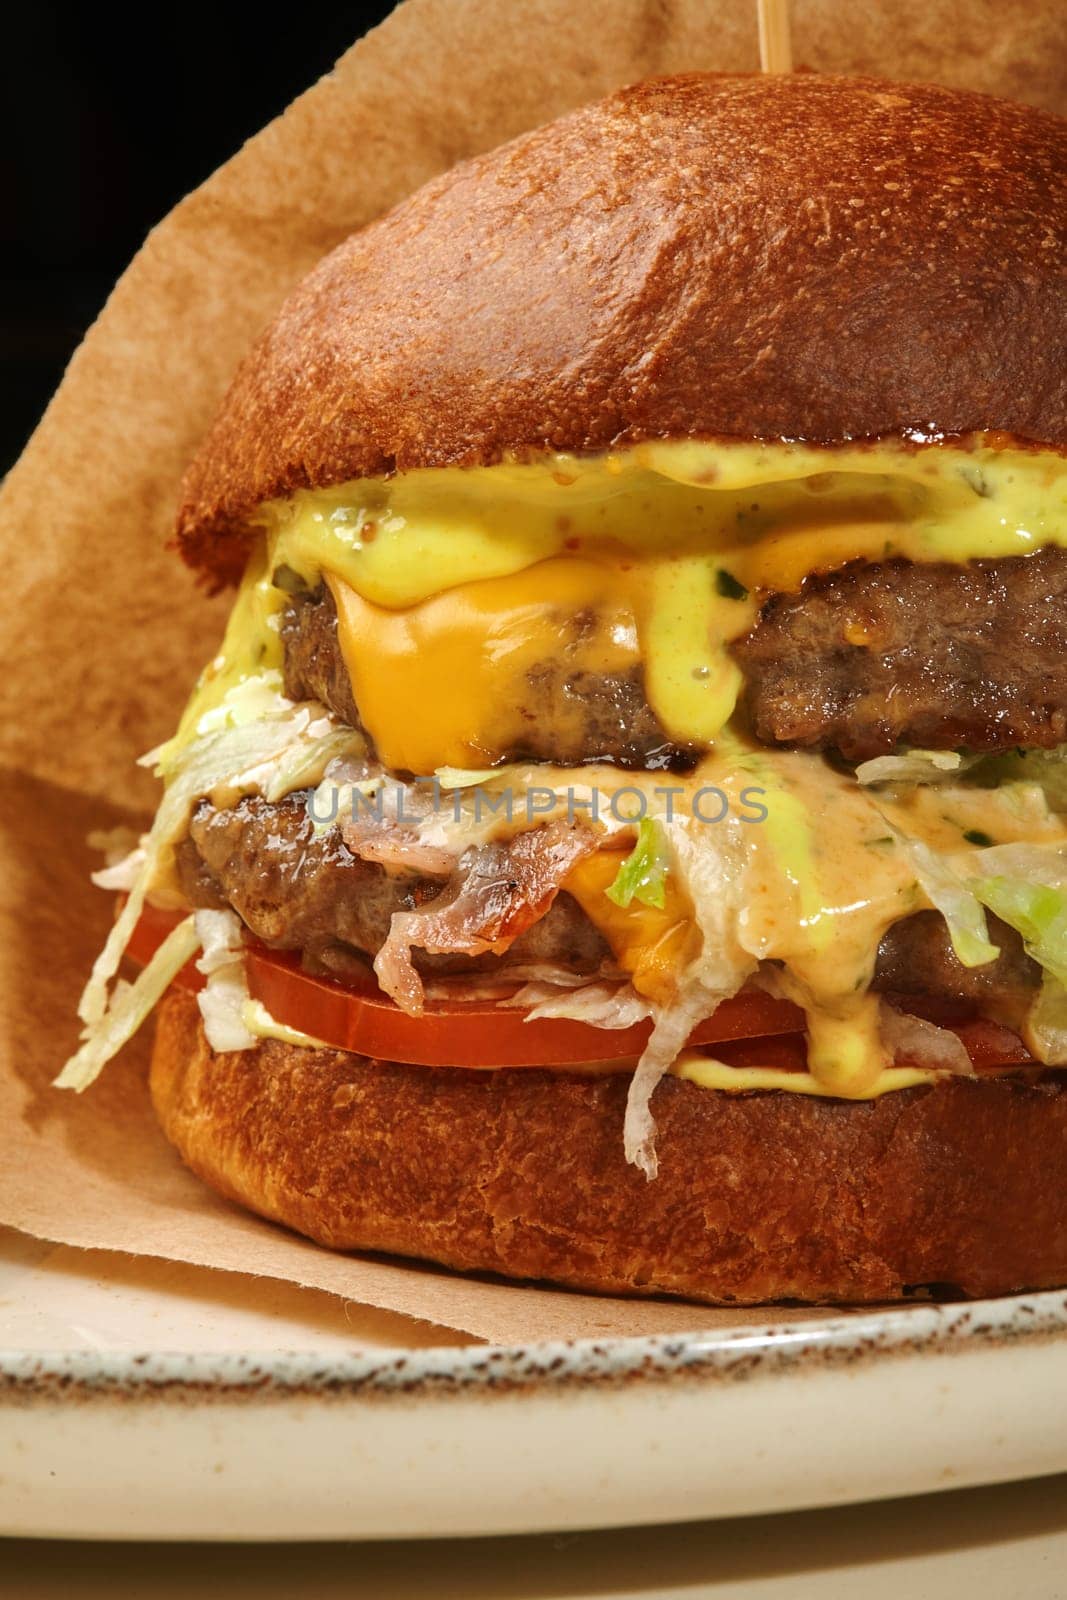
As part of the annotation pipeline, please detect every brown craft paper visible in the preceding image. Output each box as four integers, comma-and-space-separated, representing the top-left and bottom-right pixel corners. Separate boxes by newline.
1, 0, 1063, 1348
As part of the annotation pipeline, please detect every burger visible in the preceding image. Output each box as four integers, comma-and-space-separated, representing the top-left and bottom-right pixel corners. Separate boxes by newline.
62, 73, 1067, 1304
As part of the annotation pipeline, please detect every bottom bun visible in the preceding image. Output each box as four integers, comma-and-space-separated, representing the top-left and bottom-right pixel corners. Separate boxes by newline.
151, 988, 1067, 1305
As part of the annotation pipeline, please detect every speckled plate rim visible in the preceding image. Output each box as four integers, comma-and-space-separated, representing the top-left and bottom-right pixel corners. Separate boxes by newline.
4, 1285, 1067, 1400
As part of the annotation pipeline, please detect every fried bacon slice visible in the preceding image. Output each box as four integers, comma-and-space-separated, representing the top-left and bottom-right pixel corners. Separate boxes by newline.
374, 819, 599, 1013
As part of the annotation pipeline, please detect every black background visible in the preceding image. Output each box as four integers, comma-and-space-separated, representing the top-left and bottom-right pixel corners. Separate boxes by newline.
1, 4, 393, 473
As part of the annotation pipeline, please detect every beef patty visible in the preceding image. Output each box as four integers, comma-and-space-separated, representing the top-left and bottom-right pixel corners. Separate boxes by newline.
283, 548, 1067, 769
874, 910, 1037, 1015
281, 586, 695, 771
733, 546, 1067, 760
177, 794, 1039, 1012
178, 793, 610, 982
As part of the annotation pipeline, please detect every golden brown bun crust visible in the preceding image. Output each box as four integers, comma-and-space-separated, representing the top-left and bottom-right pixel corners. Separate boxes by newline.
151, 989, 1067, 1304
177, 73, 1067, 587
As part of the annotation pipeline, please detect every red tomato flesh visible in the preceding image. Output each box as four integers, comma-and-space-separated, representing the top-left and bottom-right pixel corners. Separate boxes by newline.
127, 902, 1036, 1074
127, 902, 803, 1067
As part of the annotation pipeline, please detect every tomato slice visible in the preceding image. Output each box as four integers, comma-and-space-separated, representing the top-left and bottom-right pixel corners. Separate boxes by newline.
949, 1018, 1035, 1070
126, 901, 803, 1066
244, 946, 806, 1066
126, 903, 1038, 1074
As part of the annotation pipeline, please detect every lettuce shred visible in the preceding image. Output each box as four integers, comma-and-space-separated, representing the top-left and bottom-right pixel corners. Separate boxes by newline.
879, 1004, 972, 1075
897, 836, 999, 968
1025, 976, 1067, 1065
970, 874, 1067, 988
977, 748, 1067, 813
623, 816, 755, 1178
607, 818, 671, 910
509, 978, 653, 1030
194, 909, 256, 1052
55, 915, 199, 1091
855, 750, 973, 787
58, 676, 356, 1092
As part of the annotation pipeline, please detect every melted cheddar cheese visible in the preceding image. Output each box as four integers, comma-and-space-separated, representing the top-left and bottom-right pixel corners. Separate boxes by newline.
256, 436, 1065, 773
563, 849, 700, 1004
327, 559, 643, 772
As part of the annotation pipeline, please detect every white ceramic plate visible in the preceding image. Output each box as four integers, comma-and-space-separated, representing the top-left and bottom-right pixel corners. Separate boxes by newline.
2, 1226, 1066, 1542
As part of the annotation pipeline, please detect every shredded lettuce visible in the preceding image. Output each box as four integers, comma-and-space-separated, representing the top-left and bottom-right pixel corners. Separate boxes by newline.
966, 842, 1067, 886
624, 816, 755, 1178
1024, 976, 1067, 1065
87, 826, 142, 866
970, 875, 1067, 988
90, 845, 147, 893
626, 988, 713, 1178
896, 835, 1000, 968
194, 909, 256, 1052
148, 669, 291, 778
957, 846, 1067, 1036
62, 676, 356, 1091
607, 818, 671, 910
856, 745, 1067, 808
55, 915, 199, 1091
77, 693, 337, 1035
240, 996, 325, 1049
856, 750, 974, 787
975, 747, 1067, 813
879, 1004, 972, 1075
510, 979, 653, 1030
433, 765, 518, 790
186, 668, 289, 739
261, 726, 365, 803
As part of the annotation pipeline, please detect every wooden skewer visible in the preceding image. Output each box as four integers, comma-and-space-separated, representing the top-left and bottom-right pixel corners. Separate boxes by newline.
757, 0, 794, 73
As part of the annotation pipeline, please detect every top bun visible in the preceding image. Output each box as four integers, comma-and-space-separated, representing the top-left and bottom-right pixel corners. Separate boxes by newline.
178, 74, 1067, 585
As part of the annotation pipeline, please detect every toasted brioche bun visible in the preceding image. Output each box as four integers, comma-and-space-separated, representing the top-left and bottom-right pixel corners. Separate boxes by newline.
151, 989, 1067, 1304
177, 73, 1067, 587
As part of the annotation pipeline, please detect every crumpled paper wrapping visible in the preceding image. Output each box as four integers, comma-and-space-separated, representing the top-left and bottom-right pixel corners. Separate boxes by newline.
0, 0, 1061, 1345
